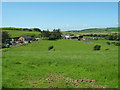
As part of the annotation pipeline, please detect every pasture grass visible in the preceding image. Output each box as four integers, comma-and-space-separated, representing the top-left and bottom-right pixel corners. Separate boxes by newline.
2, 39, 118, 88
3, 30, 40, 38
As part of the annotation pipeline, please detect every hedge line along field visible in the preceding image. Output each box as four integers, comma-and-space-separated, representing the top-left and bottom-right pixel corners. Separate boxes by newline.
3, 30, 40, 38
2, 39, 118, 88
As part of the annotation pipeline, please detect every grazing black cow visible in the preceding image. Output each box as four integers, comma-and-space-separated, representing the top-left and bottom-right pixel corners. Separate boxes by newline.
48, 46, 54, 51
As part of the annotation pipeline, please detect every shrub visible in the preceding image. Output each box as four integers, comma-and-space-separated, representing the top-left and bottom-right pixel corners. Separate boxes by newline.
48, 46, 54, 51
106, 42, 111, 45
114, 42, 120, 46
93, 45, 101, 50
111, 42, 116, 45
95, 38, 98, 40
2, 31, 10, 44
69, 34, 74, 36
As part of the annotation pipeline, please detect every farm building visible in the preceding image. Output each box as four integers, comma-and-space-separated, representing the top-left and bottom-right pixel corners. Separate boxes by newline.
64, 35, 85, 40
6, 35, 35, 47
65, 36, 70, 39
19, 35, 35, 42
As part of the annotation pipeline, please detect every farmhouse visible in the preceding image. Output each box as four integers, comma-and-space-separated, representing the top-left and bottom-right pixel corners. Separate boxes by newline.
65, 36, 70, 39
10, 35, 35, 46
19, 35, 35, 42
64, 35, 85, 41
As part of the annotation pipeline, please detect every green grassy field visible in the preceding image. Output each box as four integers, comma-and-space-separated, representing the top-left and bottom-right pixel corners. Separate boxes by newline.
79, 27, 118, 33
2, 39, 118, 88
3, 30, 40, 38
63, 27, 119, 35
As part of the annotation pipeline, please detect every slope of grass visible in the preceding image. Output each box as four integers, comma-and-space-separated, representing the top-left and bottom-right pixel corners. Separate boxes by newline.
79, 27, 118, 33
63, 27, 119, 35
3, 30, 40, 38
2, 39, 118, 88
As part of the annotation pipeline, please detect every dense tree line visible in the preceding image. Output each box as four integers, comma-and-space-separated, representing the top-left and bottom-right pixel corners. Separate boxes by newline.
1, 31, 10, 48
81, 33, 120, 41
104, 34, 120, 41
0, 27, 41, 32
40, 29, 62, 40
106, 42, 120, 46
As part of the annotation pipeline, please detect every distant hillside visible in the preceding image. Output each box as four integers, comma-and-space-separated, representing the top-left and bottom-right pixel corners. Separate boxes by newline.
79, 27, 118, 33
2, 30, 40, 38
65, 27, 119, 33
1, 27, 41, 38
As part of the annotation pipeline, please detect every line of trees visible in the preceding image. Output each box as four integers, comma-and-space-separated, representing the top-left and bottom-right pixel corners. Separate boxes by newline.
0, 27, 41, 32
106, 42, 120, 46
40, 29, 62, 40
81, 33, 120, 41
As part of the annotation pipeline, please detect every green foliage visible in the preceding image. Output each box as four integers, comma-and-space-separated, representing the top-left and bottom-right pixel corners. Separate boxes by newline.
106, 42, 111, 45
75, 33, 120, 41
93, 45, 101, 50
108, 42, 120, 46
2, 31, 10, 43
40, 30, 50, 38
40, 29, 62, 40
31, 28, 41, 32
104, 34, 120, 41
114, 42, 120, 46
69, 33, 74, 36
1, 27, 41, 32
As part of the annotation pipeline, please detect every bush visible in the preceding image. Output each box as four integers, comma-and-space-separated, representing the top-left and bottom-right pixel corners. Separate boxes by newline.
40, 29, 62, 40
69, 34, 74, 36
106, 42, 111, 45
114, 42, 120, 46
95, 38, 98, 40
2, 31, 10, 44
93, 45, 101, 50
111, 42, 116, 45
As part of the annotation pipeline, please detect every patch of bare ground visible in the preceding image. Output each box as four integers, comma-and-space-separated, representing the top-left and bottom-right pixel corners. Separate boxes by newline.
44, 73, 107, 88
26, 73, 107, 88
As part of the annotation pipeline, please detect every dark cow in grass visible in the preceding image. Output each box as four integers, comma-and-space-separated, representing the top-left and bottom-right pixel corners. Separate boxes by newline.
48, 46, 54, 51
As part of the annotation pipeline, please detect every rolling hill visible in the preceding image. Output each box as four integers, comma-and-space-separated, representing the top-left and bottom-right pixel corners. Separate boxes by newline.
65, 27, 119, 33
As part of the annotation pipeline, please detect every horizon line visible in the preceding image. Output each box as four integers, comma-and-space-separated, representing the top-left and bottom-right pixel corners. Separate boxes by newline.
0, 26, 118, 31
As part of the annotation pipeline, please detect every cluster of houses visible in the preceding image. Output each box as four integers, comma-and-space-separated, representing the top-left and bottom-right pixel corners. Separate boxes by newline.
61, 34, 85, 40
0, 34, 99, 49
3, 35, 37, 48
61, 34, 99, 41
